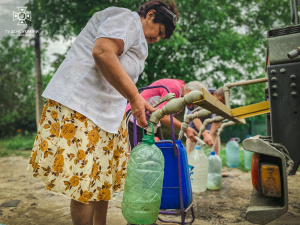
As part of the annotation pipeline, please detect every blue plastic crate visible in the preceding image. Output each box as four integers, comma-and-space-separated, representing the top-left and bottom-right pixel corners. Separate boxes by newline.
155, 140, 193, 209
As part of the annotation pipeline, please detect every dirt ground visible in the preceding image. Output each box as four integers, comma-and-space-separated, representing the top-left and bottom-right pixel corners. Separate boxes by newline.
0, 155, 299, 225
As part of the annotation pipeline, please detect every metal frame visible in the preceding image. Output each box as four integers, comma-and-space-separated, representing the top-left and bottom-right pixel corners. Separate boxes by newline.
231, 101, 270, 119
196, 88, 246, 124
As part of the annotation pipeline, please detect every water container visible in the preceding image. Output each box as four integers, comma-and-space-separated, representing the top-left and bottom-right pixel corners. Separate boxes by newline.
122, 124, 164, 225
207, 151, 222, 190
225, 138, 240, 167
156, 140, 192, 209
114, 191, 123, 208
243, 135, 253, 170
243, 150, 253, 170
187, 143, 209, 193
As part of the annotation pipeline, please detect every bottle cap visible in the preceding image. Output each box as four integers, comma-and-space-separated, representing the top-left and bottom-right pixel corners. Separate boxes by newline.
194, 144, 201, 150
211, 151, 216, 155
230, 138, 235, 141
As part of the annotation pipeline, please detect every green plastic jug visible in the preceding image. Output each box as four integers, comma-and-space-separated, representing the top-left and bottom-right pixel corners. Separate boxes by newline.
122, 122, 165, 225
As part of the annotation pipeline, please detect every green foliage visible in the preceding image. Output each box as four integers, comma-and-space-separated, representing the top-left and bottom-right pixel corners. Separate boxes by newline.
138, 0, 291, 102
9, 0, 293, 140
25, 0, 145, 41
0, 36, 36, 137
0, 133, 35, 157
31, 0, 292, 106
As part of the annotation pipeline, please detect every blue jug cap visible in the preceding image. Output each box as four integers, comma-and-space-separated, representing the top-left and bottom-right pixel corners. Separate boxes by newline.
194, 144, 201, 150
211, 151, 216, 155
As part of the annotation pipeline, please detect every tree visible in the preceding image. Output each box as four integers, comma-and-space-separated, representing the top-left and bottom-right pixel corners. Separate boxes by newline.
0, 36, 36, 137
18, 0, 44, 128
27, 0, 292, 106
140, 0, 291, 105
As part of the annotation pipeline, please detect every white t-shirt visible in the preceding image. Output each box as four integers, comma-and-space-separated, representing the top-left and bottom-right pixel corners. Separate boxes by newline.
42, 7, 148, 134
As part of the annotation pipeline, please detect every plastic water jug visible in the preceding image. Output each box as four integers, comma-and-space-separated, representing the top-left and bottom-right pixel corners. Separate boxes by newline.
207, 151, 222, 190
243, 135, 253, 170
225, 138, 240, 168
187, 143, 209, 193
114, 191, 123, 208
122, 123, 165, 225
243, 150, 253, 170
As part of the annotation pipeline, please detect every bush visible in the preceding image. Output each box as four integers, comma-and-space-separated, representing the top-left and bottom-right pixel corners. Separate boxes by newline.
0, 133, 35, 157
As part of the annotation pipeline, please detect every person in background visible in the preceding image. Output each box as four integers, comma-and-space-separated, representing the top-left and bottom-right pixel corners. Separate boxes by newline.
126, 79, 205, 150
185, 87, 225, 154
27, 1, 179, 225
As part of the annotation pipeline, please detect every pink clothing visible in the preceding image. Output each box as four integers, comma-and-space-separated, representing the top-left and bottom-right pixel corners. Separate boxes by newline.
125, 79, 185, 112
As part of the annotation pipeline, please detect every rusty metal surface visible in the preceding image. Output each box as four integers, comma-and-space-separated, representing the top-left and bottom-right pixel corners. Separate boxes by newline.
193, 88, 245, 124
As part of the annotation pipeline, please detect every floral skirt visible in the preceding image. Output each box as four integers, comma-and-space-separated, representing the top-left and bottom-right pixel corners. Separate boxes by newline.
27, 99, 129, 203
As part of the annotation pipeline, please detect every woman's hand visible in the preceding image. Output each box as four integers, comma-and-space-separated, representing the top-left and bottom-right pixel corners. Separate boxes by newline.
185, 127, 198, 142
129, 94, 156, 127
203, 133, 213, 147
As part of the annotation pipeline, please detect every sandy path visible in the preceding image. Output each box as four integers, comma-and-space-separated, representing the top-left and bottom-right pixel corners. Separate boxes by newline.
0, 156, 299, 225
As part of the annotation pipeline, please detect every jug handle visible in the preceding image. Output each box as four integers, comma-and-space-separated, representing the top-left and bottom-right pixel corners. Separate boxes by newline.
143, 121, 155, 139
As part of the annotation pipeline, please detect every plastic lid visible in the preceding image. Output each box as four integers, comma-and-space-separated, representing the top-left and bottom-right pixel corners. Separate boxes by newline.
194, 145, 201, 150
230, 138, 235, 141
211, 151, 216, 155
142, 134, 155, 145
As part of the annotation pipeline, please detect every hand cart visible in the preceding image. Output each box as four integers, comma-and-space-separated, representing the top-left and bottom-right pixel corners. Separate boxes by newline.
132, 85, 195, 225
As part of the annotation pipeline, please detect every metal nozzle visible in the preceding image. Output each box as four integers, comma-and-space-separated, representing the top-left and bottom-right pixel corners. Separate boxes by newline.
287, 47, 300, 59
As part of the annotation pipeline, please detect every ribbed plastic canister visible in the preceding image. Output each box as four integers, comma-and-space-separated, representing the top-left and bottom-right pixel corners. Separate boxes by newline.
207, 151, 222, 190
122, 134, 164, 225
187, 144, 209, 193
225, 138, 240, 168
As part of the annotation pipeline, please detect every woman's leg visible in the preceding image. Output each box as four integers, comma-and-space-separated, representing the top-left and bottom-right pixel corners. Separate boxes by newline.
93, 200, 109, 225
70, 199, 94, 225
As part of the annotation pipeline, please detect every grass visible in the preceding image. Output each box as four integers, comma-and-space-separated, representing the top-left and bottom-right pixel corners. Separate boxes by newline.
1, 134, 299, 171
0, 133, 35, 157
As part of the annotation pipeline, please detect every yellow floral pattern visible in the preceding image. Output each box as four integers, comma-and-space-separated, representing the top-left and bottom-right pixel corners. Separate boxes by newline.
27, 99, 128, 204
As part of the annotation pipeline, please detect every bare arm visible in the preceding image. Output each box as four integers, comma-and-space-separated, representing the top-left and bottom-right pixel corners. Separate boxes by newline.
209, 122, 221, 139
193, 118, 213, 147
92, 38, 155, 127
160, 115, 198, 142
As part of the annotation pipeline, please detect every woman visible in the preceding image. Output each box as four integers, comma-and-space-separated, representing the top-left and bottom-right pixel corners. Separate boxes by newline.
27, 1, 179, 225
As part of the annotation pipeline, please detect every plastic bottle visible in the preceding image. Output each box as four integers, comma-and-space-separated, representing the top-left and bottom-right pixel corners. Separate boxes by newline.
225, 138, 240, 167
187, 143, 209, 193
114, 191, 123, 208
122, 125, 164, 225
243, 150, 253, 170
243, 135, 253, 170
207, 151, 222, 190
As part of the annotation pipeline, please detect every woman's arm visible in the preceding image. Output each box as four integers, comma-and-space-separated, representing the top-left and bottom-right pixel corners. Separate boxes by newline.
193, 118, 213, 146
160, 115, 198, 142
92, 37, 155, 127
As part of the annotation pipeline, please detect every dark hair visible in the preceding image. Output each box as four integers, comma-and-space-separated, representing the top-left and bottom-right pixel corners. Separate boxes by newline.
137, 0, 179, 39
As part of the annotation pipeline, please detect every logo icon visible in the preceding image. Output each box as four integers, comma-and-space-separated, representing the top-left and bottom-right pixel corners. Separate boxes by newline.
13, 7, 31, 25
